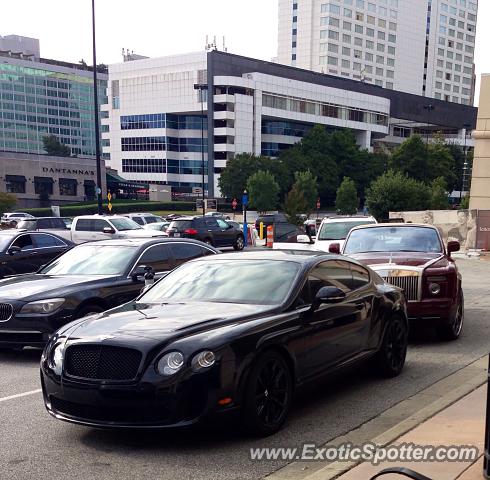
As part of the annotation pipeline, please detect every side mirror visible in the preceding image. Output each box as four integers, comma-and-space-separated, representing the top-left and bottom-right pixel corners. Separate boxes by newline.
315, 286, 346, 305
130, 265, 146, 282
447, 240, 460, 255
7, 245, 21, 256
329, 243, 341, 254
297, 234, 312, 244
102, 226, 116, 234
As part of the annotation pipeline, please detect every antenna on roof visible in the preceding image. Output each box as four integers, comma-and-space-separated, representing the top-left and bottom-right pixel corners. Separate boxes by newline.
222, 36, 227, 52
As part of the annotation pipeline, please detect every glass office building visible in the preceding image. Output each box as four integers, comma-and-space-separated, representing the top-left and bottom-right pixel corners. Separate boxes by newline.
0, 54, 107, 157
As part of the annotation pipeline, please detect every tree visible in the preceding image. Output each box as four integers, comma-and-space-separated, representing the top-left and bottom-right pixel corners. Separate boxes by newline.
390, 135, 428, 182
460, 195, 470, 209
283, 185, 307, 226
0, 192, 16, 214
218, 154, 288, 201
42, 135, 71, 157
293, 170, 318, 216
336, 177, 359, 215
430, 177, 450, 210
246, 170, 279, 213
366, 171, 431, 220
427, 136, 456, 188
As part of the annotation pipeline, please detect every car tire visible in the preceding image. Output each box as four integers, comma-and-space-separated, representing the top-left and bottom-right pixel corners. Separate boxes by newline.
241, 351, 293, 437
437, 290, 464, 341
373, 315, 408, 378
233, 235, 245, 251
76, 304, 104, 320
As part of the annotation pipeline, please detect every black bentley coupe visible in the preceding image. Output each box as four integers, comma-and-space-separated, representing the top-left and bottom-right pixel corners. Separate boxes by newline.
41, 251, 408, 436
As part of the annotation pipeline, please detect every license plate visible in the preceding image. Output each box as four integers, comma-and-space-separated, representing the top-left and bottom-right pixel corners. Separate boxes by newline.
174, 232, 180, 237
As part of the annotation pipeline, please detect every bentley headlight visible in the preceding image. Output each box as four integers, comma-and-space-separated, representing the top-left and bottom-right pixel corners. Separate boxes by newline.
21, 298, 65, 314
192, 351, 216, 371
48, 343, 65, 376
429, 283, 441, 295
156, 351, 184, 376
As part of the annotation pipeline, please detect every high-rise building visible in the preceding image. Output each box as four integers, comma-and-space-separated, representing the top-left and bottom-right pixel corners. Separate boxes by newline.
0, 34, 108, 157
277, 0, 478, 104
103, 50, 476, 198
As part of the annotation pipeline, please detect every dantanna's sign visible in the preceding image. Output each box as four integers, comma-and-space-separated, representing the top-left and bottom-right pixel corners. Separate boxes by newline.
42, 167, 95, 176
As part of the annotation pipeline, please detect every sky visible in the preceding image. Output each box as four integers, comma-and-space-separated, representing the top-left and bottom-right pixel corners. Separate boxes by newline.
2, 0, 489, 104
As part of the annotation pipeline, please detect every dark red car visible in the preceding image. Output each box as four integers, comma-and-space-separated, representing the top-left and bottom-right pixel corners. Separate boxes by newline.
329, 223, 463, 340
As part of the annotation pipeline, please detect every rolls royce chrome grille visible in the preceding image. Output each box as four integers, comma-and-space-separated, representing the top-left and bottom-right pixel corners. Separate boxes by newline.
383, 274, 420, 301
0, 303, 14, 322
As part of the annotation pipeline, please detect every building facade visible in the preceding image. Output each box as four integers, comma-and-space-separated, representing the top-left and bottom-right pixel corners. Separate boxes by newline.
103, 50, 477, 198
0, 35, 108, 157
277, 0, 477, 104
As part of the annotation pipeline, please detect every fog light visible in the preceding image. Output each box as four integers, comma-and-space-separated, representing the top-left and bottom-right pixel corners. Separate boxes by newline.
429, 283, 441, 295
192, 351, 216, 371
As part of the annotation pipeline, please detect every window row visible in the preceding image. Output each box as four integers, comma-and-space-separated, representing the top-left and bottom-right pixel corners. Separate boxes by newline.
121, 136, 208, 152
262, 93, 388, 126
121, 158, 208, 175
120, 114, 207, 131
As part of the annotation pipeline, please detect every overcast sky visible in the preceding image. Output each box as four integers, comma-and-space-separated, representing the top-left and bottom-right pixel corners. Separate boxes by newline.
2, 0, 489, 104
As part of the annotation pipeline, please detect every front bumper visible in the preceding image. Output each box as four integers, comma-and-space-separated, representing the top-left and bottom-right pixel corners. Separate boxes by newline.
407, 297, 457, 323
0, 310, 74, 347
41, 361, 235, 428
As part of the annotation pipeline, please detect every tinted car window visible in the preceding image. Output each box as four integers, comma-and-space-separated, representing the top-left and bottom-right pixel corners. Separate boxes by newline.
136, 244, 173, 272
11, 234, 34, 251
33, 233, 67, 248
93, 219, 111, 232
205, 218, 219, 228
349, 264, 370, 290
308, 260, 352, 297
132, 216, 144, 225
169, 220, 193, 230
144, 216, 158, 224
37, 218, 52, 229
318, 221, 376, 241
216, 219, 229, 229
170, 243, 207, 263
75, 219, 93, 231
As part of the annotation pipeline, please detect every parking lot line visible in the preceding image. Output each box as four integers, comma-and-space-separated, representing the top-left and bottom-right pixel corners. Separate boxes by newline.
0, 389, 42, 403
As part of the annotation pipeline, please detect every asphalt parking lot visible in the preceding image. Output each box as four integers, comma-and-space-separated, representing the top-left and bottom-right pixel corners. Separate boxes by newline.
1, 258, 489, 480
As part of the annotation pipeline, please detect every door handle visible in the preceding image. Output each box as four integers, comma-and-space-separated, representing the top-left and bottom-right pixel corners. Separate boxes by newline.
29, 251, 38, 255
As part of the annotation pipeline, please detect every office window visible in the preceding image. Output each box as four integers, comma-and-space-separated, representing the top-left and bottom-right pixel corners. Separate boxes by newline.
354, 49, 362, 59
365, 65, 373, 73
388, 34, 396, 43
437, 59, 444, 67
344, 8, 352, 17
343, 20, 352, 30
366, 27, 375, 37
436, 70, 443, 79
356, 0, 364, 7
365, 52, 373, 61
353, 62, 362, 70
455, 63, 462, 71
379, 6, 387, 16
329, 30, 340, 39
389, 21, 397, 30
387, 57, 395, 66
367, 15, 375, 24
376, 55, 384, 64
377, 43, 385, 51
376, 67, 384, 76
446, 61, 453, 69
386, 82, 393, 89
355, 24, 363, 34
354, 36, 363, 46
438, 48, 445, 56
343, 33, 352, 43
366, 40, 374, 49
342, 59, 351, 68
355, 12, 364, 21
388, 45, 395, 55
447, 51, 453, 59
435, 81, 443, 89
328, 43, 339, 53
342, 46, 351, 55
375, 79, 383, 86
453, 85, 460, 93
327, 56, 338, 66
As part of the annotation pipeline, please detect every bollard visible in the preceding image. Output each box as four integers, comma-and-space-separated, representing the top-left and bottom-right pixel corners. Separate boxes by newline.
259, 222, 264, 240
484, 353, 490, 478
266, 225, 274, 248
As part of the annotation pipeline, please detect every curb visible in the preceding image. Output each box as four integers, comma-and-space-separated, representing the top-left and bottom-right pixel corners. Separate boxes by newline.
265, 356, 488, 480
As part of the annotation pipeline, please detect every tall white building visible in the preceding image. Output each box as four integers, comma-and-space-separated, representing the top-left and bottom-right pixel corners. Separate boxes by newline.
103, 50, 476, 198
278, 0, 478, 104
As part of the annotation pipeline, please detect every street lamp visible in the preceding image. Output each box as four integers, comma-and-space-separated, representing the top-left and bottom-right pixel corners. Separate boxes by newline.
423, 104, 435, 183
193, 83, 208, 216
461, 123, 471, 200
91, 0, 103, 215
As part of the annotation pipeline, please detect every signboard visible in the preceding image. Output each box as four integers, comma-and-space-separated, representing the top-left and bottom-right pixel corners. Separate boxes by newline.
192, 187, 203, 195
316, 198, 321, 210
242, 192, 249, 207
232, 198, 238, 210
51, 206, 60, 217
107, 192, 112, 202
207, 199, 218, 210
476, 210, 490, 250
196, 199, 204, 210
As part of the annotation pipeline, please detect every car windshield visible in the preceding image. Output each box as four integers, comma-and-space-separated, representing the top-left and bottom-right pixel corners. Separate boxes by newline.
169, 220, 193, 230
343, 226, 443, 254
318, 220, 376, 240
0, 234, 17, 251
141, 259, 301, 305
41, 245, 138, 275
109, 218, 143, 231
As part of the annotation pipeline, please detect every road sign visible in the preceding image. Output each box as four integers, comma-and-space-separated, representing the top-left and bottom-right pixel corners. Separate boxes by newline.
316, 198, 321, 210
242, 192, 249, 207
108, 202, 112, 212
232, 198, 238, 210
107, 192, 112, 202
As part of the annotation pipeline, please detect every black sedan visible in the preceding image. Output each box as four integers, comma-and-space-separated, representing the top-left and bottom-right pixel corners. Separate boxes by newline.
0, 230, 72, 277
41, 251, 408, 436
0, 238, 217, 348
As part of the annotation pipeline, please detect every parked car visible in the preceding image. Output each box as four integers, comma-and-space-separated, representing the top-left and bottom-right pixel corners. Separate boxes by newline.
16, 217, 72, 236
1, 212, 34, 227
167, 216, 244, 250
274, 215, 377, 253
144, 221, 170, 234
205, 212, 231, 220
254, 213, 288, 231
124, 213, 163, 226
0, 238, 218, 348
41, 251, 408, 435
330, 223, 463, 340
67, 215, 167, 244
0, 230, 72, 277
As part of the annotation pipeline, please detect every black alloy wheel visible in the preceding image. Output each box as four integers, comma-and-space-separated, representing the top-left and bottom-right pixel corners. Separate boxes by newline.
437, 290, 464, 341
374, 316, 408, 378
233, 235, 245, 251
242, 351, 292, 436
